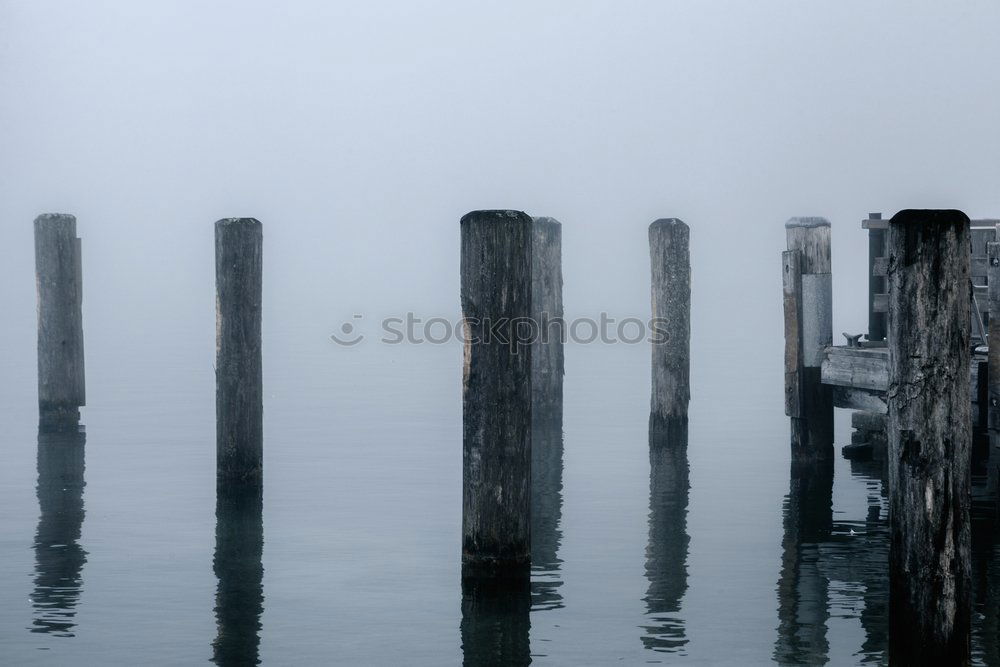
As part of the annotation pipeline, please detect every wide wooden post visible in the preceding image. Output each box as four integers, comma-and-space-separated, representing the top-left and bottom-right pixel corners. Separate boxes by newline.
784, 218, 834, 461
887, 209, 971, 665
34, 214, 85, 429
215, 219, 263, 484
648, 219, 690, 439
531, 217, 564, 416
461, 210, 532, 577
989, 239, 1000, 432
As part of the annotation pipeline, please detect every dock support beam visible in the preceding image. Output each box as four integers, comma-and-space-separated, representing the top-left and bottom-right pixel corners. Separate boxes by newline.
989, 240, 1000, 432
215, 218, 263, 485
783, 218, 833, 461
887, 209, 971, 665
34, 214, 85, 430
461, 210, 533, 578
648, 218, 690, 439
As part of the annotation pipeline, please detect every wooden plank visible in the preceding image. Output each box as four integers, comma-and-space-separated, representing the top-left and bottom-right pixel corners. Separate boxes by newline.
782, 250, 802, 418
821, 346, 889, 391
852, 410, 887, 431
863, 218, 888, 230
873, 293, 888, 313
832, 386, 887, 414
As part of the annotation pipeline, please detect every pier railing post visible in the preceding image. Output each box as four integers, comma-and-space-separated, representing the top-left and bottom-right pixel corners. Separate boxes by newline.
34, 213, 85, 429
461, 210, 533, 578
887, 209, 971, 665
648, 219, 690, 439
215, 218, 263, 485
784, 218, 833, 460
989, 239, 1000, 432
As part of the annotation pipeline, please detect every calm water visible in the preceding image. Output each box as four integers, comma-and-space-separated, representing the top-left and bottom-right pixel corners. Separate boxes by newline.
3, 327, 1000, 665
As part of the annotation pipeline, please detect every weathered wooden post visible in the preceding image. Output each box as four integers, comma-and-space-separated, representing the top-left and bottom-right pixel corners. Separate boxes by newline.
989, 238, 1000, 432
34, 214, 85, 429
531, 217, 564, 416
783, 218, 834, 461
887, 209, 971, 665
460, 210, 533, 578
868, 212, 887, 343
648, 219, 690, 439
215, 219, 263, 484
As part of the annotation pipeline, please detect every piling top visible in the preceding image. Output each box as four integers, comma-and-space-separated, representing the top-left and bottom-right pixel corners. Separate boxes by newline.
34, 213, 76, 231
650, 218, 687, 230
532, 216, 561, 227
215, 218, 262, 228
460, 210, 532, 226
785, 217, 830, 229
889, 209, 970, 226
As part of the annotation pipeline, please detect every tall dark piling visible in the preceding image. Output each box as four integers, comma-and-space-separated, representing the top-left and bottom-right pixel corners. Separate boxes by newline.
868, 212, 887, 342
783, 218, 834, 461
988, 239, 1000, 432
32, 424, 87, 636
460, 210, 533, 577
212, 484, 264, 666
648, 219, 690, 439
215, 219, 263, 484
887, 209, 971, 665
34, 214, 85, 429
531, 217, 564, 415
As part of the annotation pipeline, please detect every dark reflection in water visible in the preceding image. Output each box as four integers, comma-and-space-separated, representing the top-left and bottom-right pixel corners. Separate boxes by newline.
212, 483, 264, 666
531, 404, 564, 612
31, 424, 87, 637
461, 570, 531, 667
641, 420, 690, 654
773, 456, 890, 665
972, 433, 1000, 666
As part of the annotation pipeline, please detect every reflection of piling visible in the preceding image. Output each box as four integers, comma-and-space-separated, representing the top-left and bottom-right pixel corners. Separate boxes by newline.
212, 484, 264, 667
648, 219, 690, 438
460, 574, 531, 667
215, 219, 263, 484
887, 209, 971, 665
460, 210, 532, 575
642, 428, 690, 653
783, 218, 834, 461
530, 403, 564, 611
774, 459, 833, 664
31, 424, 87, 636
34, 214, 85, 429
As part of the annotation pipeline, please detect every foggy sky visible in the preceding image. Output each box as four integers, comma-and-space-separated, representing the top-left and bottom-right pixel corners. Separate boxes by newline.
3, 1, 1000, 375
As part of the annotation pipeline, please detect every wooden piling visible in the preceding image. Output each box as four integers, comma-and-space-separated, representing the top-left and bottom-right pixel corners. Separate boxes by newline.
989, 240, 1000, 432
461, 210, 533, 576
868, 212, 887, 342
887, 209, 971, 665
215, 219, 263, 484
648, 219, 690, 439
531, 217, 564, 416
784, 218, 834, 461
34, 214, 85, 429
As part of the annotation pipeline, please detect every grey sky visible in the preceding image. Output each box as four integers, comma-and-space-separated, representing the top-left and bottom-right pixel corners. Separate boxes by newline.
2, 1, 999, 368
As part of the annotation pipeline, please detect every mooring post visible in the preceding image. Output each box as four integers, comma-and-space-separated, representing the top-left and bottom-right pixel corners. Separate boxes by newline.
215, 219, 263, 485
460, 210, 532, 578
531, 217, 564, 416
34, 214, 85, 430
887, 209, 971, 665
648, 219, 690, 440
989, 239, 1000, 433
868, 212, 887, 342
783, 218, 834, 461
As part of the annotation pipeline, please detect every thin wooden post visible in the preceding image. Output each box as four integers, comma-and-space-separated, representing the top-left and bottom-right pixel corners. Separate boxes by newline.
215, 218, 263, 484
784, 218, 834, 461
887, 209, 971, 665
989, 239, 1000, 432
34, 213, 85, 429
461, 210, 533, 577
868, 212, 887, 342
648, 219, 690, 439
531, 217, 564, 416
